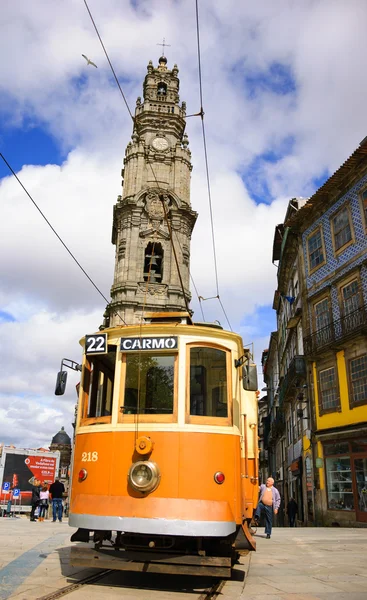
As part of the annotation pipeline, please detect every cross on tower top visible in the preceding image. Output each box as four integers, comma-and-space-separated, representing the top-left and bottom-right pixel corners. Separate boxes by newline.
157, 37, 171, 57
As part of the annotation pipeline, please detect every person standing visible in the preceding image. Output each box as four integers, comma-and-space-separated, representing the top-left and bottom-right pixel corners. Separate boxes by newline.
287, 497, 298, 527
49, 478, 65, 523
30, 479, 41, 522
38, 485, 50, 521
254, 477, 281, 539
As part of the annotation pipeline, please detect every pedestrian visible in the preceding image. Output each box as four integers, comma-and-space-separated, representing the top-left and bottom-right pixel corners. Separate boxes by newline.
30, 479, 41, 522
254, 476, 281, 539
49, 478, 65, 523
287, 497, 298, 527
38, 485, 50, 521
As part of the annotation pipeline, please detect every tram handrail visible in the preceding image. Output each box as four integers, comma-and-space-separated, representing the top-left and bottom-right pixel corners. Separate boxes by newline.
242, 414, 249, 477
250, 422, 259, 483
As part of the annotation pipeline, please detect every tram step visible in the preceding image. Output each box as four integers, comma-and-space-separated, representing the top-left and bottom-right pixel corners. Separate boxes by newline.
70, 546, 231, 577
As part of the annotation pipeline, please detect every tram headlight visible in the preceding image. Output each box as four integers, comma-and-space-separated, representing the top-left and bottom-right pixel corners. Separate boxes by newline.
128, 461, 160, 493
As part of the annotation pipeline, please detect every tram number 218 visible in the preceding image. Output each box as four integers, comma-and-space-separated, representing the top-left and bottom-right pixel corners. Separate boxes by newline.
81, 452, 99, 462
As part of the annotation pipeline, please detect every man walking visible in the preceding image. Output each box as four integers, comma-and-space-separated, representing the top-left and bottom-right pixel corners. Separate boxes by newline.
254, 477, 281, 539
49, 478, 65, 523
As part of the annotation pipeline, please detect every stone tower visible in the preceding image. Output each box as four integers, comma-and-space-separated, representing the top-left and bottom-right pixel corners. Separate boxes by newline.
108, 56, 197, 326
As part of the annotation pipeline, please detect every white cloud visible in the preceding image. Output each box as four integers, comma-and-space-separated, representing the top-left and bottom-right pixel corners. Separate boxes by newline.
0, 309, 101, 447
1, 0, 366, 447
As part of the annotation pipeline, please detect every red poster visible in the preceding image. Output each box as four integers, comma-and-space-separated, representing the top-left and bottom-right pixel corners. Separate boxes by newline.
24, 455, 57, 485
2, 452, 58, 506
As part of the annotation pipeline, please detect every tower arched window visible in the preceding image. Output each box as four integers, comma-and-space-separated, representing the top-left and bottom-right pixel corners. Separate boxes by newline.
157, 82, 167, 98
144, 242, 163, 283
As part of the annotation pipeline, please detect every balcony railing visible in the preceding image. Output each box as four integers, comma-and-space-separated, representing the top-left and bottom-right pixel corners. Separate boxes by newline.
268, 413, 286, 445
279, 355, 306, 406
304, 305, 367, 356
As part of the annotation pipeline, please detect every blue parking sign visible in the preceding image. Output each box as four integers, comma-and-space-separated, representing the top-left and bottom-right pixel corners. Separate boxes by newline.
13, 489, 20, 498
2, 482, 10, 491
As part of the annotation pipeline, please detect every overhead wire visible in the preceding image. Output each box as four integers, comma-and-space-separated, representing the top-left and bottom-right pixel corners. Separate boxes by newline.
134, 241, 160, 441
146, 164, 192, 317
82, 0, 204, 322
172, 230, 206, 321
83, 0, 134, 121
82, 0, 227, 329
82, 0, 203, 443
0, 152, 127, 326
80, 0, 237, 442
194, 0, 232, 331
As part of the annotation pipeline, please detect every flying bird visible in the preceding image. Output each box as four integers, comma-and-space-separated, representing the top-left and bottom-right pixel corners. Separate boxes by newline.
82, 54, 98, 68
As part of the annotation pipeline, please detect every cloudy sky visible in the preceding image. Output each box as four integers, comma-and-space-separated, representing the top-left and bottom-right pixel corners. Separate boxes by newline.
1, 0, 366, 449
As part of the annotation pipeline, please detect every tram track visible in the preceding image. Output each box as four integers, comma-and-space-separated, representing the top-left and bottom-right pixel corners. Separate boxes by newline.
36, 569, 227, 600
198, 578, 226, 599
36, 570, 113, 600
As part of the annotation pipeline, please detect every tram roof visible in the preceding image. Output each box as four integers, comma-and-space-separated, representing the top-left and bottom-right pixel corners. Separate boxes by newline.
81, 313, 248, 353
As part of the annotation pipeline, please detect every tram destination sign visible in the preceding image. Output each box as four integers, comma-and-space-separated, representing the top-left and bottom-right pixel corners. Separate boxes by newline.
120, 336, 178, 352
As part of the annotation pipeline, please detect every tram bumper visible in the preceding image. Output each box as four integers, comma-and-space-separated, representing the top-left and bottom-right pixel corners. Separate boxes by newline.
69, 495, 236, 537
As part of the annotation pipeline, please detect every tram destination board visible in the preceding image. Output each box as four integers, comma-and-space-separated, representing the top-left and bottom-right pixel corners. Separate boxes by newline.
120, 336, 178, 351
85, 333, 107, 355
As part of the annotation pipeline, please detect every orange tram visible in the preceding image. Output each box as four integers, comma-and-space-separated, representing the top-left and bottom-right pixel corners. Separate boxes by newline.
56, 312, 259, 577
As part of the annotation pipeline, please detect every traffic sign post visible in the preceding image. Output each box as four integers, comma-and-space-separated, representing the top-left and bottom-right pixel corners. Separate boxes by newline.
1, 483, 10, 517
12, 489, 21, 517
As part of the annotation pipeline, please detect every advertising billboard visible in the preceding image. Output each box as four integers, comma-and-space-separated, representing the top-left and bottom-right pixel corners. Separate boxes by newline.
0, 449, 60, 507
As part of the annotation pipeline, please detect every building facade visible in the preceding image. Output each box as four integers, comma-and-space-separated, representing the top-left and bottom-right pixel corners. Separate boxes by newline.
286, 141, 367, 526
49, 426, 71, 483
107, 56, 197, 326
263, 199, 313, 526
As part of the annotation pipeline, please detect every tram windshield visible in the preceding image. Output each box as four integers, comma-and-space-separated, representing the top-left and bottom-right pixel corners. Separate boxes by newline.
123, 354, 175, 414
189, 347, 228, 417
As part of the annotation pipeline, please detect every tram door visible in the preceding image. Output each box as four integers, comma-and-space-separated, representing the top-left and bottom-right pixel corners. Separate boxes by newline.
353, 457, 367, 522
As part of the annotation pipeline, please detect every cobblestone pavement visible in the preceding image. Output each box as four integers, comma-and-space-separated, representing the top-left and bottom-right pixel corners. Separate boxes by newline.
0, 517, 366, 600
242, 528, 367, 600
0, 517, 247, 599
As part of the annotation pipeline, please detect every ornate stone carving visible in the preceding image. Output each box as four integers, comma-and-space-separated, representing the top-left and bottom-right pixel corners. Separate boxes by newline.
151, 119, 168, 129
139, 227, 170, 240
182, 244, 190, 266
118, 239, 126, 258
146, 191, 165, 219
137, 282, 168, 296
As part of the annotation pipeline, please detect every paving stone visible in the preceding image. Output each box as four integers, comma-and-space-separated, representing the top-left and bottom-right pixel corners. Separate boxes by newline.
1, 520, 367, 599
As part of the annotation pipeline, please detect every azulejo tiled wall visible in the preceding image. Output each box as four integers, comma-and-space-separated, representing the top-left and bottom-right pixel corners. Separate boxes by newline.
302, 172, 367, 324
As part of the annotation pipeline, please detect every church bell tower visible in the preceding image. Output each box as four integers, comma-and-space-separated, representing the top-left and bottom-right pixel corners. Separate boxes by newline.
108, 56, 197, 326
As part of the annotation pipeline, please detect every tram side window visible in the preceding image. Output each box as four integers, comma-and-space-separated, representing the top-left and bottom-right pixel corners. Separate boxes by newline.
124, 354, 174, 414
189, 347, 228, 417
86, 347, 116, 418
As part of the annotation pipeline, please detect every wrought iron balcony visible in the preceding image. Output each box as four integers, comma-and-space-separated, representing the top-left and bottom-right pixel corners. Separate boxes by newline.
278, 355, 306, 406
304, 304, 367, 356
268, 413, 286, 445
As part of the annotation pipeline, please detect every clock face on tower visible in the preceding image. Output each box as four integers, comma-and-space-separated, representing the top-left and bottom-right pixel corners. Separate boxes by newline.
152, 137, 169, 151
